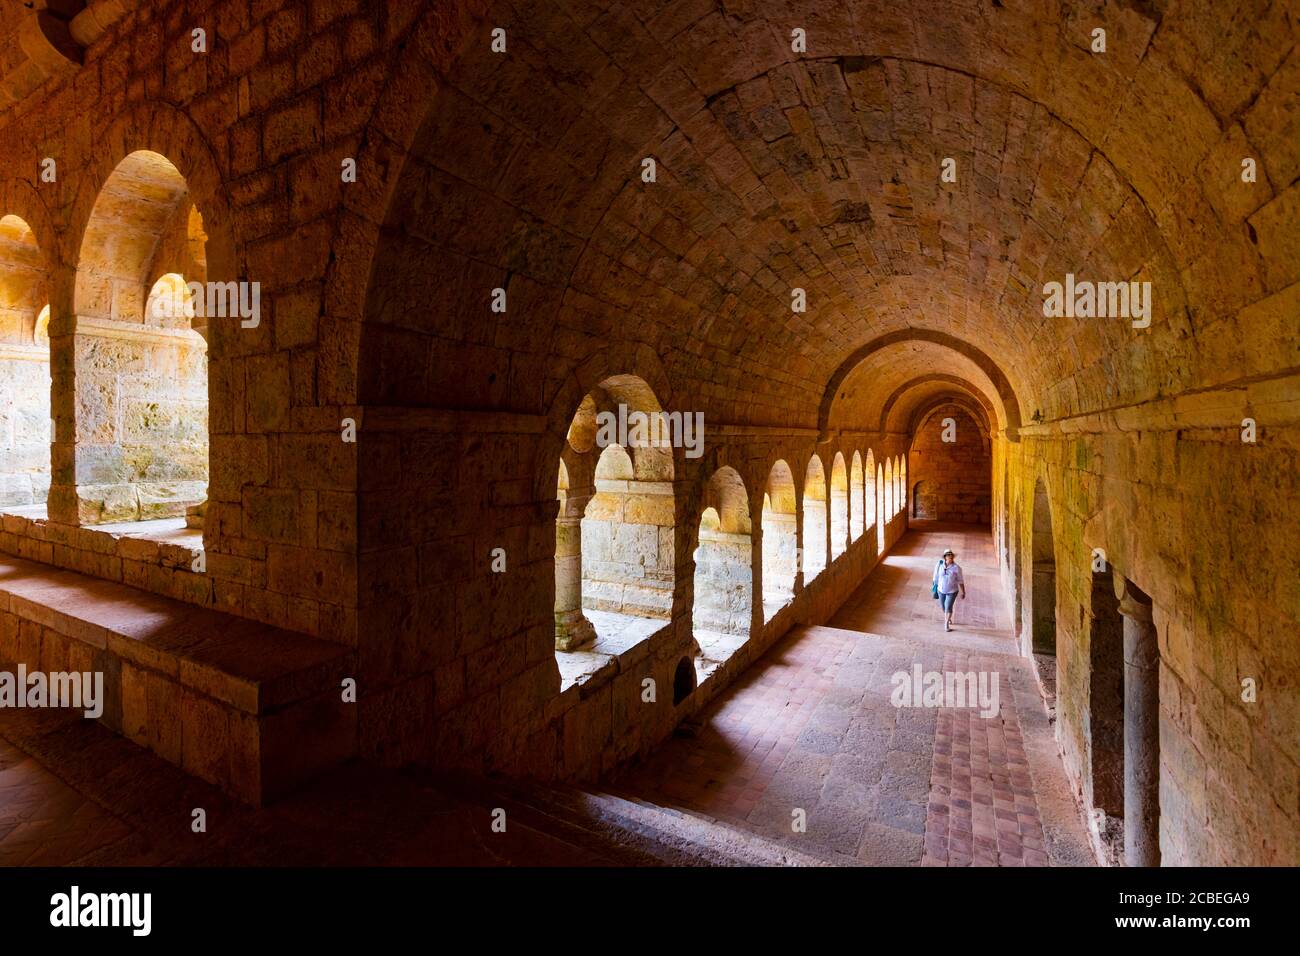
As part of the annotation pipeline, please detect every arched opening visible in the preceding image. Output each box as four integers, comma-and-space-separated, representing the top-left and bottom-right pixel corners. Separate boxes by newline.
73, 150, 209, 527
555, 377, 676, 653
554, 454, 596, 651
829, 452, 849, 560
1088, 562, 1126, 863
898, 456, 907, 518
760, 460, 797, 620
1030, 477, 1057, 656
912, 480, 933, 519
864, 449, 876, 544
582, 400, 676, 616
693, 466, 752, 668
849, 451, 865, 541
0, 214, 51, 515
908, 404, 992, 525
1001, 465, 1011, 570
802, 456, 827, 581
885, 457, 894, 518
875, 462, 885, 552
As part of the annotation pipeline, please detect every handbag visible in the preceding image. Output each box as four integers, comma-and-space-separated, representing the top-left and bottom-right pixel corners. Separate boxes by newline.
931, 559, 941, 599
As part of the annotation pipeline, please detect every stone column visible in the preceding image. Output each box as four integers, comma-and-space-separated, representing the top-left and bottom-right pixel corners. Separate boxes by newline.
792, 500, 806, 594
554, 497, 595, 651
1118, 579, 1160, 867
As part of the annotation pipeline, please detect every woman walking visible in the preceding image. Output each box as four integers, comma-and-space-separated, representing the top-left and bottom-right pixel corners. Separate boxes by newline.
933, 548, 966, 632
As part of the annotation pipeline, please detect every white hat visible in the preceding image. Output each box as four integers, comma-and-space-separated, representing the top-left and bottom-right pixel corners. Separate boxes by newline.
942, 548, 955, 556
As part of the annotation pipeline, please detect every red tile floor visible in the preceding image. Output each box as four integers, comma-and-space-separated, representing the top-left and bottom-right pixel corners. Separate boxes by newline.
614, 522, 1095, 865
0, 739, 133, 865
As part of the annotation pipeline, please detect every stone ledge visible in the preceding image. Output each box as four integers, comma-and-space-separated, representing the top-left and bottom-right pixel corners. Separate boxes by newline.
0, 342, 49, 362
0, 552, 356, 804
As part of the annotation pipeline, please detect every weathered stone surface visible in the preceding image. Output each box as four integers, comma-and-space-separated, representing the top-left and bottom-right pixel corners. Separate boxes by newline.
0, 0, 1288, 866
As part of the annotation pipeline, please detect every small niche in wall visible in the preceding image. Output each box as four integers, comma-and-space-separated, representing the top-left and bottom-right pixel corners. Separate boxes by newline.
673, 656, 696, 705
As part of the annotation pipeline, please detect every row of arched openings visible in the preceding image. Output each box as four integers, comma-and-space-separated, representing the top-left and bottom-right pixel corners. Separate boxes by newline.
0, 150, 209, 527
554, 374, 908, 693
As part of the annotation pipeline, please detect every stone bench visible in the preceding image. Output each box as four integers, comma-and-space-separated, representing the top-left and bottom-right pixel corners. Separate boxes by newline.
0, 553, 356, 805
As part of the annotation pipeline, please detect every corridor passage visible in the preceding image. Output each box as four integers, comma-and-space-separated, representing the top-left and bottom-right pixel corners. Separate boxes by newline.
615, 524, 1094, 866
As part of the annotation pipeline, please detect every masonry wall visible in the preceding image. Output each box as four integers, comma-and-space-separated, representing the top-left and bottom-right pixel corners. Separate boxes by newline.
997, 412, 1299, 867
0, 349, 51, 508
908, 405, 991, 524
694, 527, 752, 635
582, 471, 676, 619
0, 0, 1290, 861
74, 326, 208, 523
351, 395, 911, 779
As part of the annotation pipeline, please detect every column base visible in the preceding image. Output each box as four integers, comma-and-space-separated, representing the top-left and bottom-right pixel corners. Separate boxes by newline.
555, 612, 596, 651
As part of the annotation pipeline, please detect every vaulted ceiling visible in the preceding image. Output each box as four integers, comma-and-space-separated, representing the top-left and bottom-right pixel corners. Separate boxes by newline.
6, 0, 1275, 437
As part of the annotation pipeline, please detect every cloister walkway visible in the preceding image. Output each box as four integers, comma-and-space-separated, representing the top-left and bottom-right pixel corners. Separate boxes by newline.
615, 523, 1096, 866
0, 523, 1094, 866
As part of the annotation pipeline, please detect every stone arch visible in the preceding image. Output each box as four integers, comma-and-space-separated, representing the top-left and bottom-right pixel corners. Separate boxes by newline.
71, 149, 211, 527
0, 212, 53, 512
909, 403, 993, 525
850, 450, 865, 542
829, 451, 849, 560
0, 180, 58, 283
1030, 476, 1057, 656
879, 373, 999, 436
896, 456, 905, 516
864, 449, 877, 534
819, 329, 1023, 440
67, 104, 235, 312
875, 460, 885, 552
908, 398, 993, 457
761, 459, 798, 620
802, 455, 828, 581
327, 5, 494, 404
885, 457, 894, 518
535, 342, 678, 504
561, 373, 677, 639
912, 480, 933, 519
693, 466, 753, 662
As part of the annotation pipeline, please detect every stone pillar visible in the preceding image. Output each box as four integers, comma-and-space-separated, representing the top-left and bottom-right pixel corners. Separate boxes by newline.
1118, 579, 1160, 867
554, 499, 595, 651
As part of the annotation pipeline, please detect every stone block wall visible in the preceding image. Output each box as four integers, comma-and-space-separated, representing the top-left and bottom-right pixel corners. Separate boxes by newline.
0, 0, 1289, 864
74, 324, 207, 523
581, 476, 675, 618
0, 348, 51, 508
909, 405, 991, 524
998, 392, 1299, 866
693, 527, 753, 634
760, 509, 798, 606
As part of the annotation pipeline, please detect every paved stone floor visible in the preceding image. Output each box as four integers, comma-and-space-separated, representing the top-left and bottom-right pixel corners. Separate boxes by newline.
0, 738, 134, 865
615, 522, 1096, 866
0, 522, 1093, 866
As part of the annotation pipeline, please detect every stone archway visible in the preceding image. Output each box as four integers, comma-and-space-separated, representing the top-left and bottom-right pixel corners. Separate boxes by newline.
1030, 477, 1057, 657
72, 150, 210, 527
761, 460, 798, 620
0, 213, 52, 514
693, 465, 753, 667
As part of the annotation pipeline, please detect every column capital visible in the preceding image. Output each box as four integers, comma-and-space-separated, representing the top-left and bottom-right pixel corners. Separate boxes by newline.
1116, 578, 1154, 623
